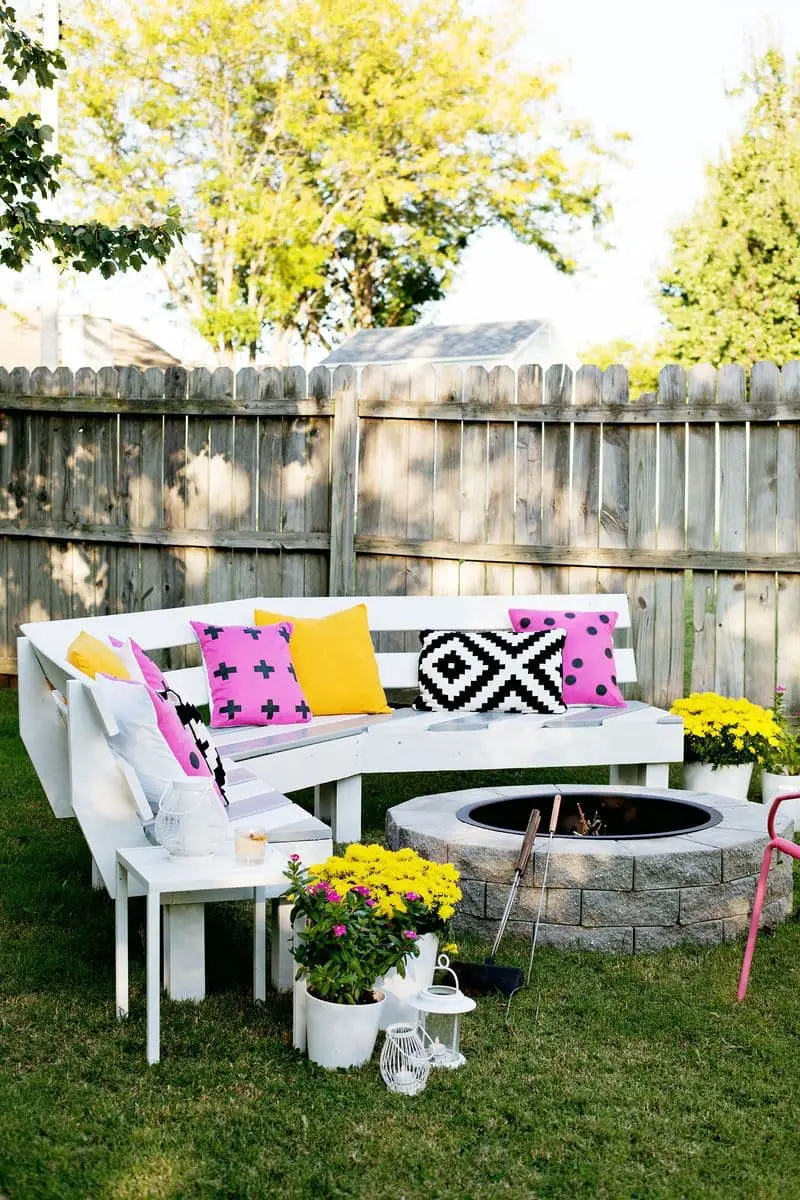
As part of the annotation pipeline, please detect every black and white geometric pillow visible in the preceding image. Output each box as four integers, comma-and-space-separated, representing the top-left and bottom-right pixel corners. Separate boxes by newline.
414, 628, 567, 714
162, 686, 228, 804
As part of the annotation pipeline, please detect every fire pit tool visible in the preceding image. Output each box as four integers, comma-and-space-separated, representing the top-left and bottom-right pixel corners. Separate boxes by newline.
452, 806, 541, 996
526, 790, 562, 985
504, 790, 562, 1029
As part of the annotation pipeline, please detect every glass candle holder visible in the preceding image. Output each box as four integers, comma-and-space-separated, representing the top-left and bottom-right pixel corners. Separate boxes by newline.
235, 828, 267, 865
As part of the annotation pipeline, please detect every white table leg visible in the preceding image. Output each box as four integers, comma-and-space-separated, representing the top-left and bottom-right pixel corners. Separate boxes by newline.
253, 887, 267, 1003
293, 976, 307, 1053
146, 890, 161, 1065
162, 904, 206, 1001
115, 860, 129, 1019
270, 899, 295, 993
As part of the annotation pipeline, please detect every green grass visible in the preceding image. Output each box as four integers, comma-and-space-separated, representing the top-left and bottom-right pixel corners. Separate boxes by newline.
1, 689, 800, 1200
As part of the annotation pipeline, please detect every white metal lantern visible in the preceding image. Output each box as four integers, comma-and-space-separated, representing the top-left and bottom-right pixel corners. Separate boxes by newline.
412, 954, 476, 1070
379, 1022, 430, 1096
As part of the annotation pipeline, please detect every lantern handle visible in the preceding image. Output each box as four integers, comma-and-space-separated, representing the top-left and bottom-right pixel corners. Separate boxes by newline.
433, 953, 461, 991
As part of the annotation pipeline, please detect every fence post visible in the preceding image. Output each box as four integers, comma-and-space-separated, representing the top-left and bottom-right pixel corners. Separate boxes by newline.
329, 365, 358, 596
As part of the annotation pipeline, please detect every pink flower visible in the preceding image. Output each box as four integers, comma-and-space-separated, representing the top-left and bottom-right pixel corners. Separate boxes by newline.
777, 684, 787, 694
365, 898, 376, 907
402, 930, 418, 940
289, 854, 301, 862
332, 924, 347, 937
353, 885, 371, 897
326, 890, 342, 904
404, 892, 421, 901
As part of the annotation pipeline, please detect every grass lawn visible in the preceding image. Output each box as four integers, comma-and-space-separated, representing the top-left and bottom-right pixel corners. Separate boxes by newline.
2, 688, 800, 1200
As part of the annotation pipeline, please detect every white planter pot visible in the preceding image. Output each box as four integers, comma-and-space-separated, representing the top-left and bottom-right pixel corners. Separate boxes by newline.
374, 932, 439, 1030
760, 771, 800, 824
684, 761, 753, 800
305, 989, 385, 1070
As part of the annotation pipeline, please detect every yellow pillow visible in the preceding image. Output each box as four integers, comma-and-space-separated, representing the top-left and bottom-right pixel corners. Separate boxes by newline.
66, 631, 130, 681
254, 603, 391, 716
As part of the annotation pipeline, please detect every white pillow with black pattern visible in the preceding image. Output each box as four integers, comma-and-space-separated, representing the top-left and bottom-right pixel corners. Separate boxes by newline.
414, 628, 567, 714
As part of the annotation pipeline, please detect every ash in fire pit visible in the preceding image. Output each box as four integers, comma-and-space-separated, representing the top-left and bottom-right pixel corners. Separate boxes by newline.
457, 788, 723, 840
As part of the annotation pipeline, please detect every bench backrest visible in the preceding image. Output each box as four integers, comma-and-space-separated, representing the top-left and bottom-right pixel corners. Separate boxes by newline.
22, 594, 635, 708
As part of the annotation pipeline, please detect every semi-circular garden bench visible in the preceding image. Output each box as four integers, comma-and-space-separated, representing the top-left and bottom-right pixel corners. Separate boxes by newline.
18, 592, 683, 1002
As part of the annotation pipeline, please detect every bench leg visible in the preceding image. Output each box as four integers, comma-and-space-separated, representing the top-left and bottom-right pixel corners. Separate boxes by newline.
163, 904, 206, 1001
293, 976, 307, 1053
609, 763, 669, 788
314, 774, 362, 842
253, 887, 267, 1003
270, 898, 295, 994
91, 857, 104, 891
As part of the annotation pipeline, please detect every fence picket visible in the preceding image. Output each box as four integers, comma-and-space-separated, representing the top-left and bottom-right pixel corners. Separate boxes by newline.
687, 365, 717, 693
715, 365, 747, 697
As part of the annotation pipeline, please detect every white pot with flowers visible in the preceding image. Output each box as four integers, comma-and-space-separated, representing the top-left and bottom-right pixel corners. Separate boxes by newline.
305, 844, 462, 1028
670, 692, 782, 800
284, 855, 419, 1070
760, 684, 800, 822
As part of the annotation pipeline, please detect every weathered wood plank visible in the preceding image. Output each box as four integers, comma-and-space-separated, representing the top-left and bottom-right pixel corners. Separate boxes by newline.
654, 365, 687, 706
745, 370, 779, 704
776, 362, 800, 710
459, 420, 488, 597
568, 365, 600, 597
715, 365, 747, 697
329, 365, 358, 596
626, 388, 657, 701
598, 364, 630, 625
485, 416, 515, 597
540, 366, 571, 594
686, 365, 717, 693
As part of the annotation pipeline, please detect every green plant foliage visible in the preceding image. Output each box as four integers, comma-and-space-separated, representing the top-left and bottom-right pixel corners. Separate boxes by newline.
579, 338, 661, 397
61, 0, 619, 359
0, 1, 181, 276
656, 48, 800, 367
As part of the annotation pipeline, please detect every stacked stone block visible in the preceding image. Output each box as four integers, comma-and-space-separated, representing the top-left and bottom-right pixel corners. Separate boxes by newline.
387, 786, 794, 953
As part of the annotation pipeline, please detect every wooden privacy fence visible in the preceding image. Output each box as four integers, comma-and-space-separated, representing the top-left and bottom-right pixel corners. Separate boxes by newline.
2, 358, 800, 710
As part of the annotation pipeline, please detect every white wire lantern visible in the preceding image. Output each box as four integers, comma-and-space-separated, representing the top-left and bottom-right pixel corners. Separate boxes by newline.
412, 955, 476, 1070
379, 1022, 431, 1096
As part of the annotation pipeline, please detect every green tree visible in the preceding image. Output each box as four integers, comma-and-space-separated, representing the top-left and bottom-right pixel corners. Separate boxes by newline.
0, 1, 180, 276
62, 0, 618, 361
657, 48, 800, 367
579, 338, 660, 397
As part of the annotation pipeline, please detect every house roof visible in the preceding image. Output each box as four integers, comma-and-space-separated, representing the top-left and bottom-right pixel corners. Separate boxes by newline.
320, 320, 553, 366
0, 310, 180, 370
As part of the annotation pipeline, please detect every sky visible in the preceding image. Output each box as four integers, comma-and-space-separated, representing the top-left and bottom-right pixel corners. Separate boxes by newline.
5, 0, 800, 368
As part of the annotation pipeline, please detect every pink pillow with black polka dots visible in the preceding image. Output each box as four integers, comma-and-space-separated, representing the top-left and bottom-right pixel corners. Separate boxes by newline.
191, 620, 312, 728
508, 609, 626, 707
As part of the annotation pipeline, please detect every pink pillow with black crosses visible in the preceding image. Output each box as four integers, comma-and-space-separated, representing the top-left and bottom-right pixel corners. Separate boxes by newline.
508, 609, 626, 708
191, 620, 312, 728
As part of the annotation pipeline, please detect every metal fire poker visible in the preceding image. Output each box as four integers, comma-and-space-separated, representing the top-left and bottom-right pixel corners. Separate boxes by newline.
504, 790, 562, 1029
451, 805, 541, 997
527, 790, 562, 984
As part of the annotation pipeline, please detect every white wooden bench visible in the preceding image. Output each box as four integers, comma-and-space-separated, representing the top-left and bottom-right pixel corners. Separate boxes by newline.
18, 592, 683, 999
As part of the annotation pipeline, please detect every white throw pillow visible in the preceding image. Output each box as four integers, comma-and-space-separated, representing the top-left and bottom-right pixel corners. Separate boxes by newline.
93, 675, 204, 813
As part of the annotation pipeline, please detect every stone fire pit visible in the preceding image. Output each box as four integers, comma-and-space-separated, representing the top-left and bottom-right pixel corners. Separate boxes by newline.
386, 784, 794, 952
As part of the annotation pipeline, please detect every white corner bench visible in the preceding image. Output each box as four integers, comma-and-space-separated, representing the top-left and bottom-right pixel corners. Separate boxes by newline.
18, 593, 683, 1003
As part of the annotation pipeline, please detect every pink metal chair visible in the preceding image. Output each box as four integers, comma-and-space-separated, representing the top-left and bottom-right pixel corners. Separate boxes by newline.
737, 791, 800, 1000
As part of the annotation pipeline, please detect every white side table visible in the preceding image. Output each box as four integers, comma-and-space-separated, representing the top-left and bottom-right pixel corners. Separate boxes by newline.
116, 844, 292, 1064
